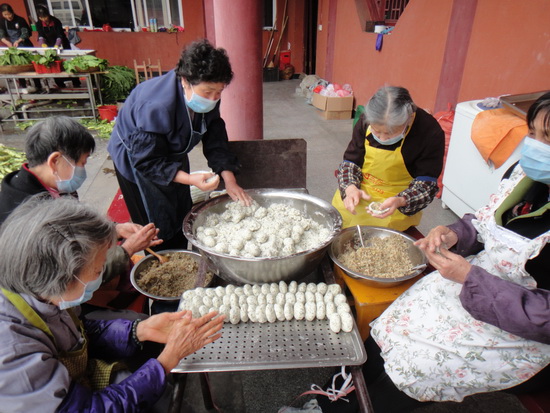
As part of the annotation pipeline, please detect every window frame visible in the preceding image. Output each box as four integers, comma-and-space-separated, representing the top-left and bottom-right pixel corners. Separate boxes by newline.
28, 0, 184, 31
262, 0, 276, 30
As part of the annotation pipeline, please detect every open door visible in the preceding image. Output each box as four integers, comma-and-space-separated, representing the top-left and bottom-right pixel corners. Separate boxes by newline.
303, 0, 318, 75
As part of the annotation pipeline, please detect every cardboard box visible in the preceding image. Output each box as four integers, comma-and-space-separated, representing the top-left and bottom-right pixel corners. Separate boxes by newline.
312, 93, 353, 120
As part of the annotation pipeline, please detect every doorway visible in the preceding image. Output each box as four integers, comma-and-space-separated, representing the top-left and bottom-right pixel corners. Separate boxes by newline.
303, 0, 318, 75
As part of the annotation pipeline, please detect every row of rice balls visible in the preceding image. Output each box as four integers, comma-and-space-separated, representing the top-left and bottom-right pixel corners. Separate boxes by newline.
179, 280, 354, 333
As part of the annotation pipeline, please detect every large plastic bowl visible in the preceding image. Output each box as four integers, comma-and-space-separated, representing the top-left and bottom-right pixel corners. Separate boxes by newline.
183, 189, 342, 284
130, 249, 214, 301
329, 226, 428, 288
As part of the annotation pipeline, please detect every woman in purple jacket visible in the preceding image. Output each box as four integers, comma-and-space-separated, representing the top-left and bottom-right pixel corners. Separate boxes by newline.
0, 196, 224, 412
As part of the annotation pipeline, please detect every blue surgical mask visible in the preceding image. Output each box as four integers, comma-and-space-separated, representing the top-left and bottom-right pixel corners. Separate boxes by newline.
56, 155, 86, 193
370, 124, 408, 146
59, 274, 103, 310
184, 84, 219, 113
519, 137, 550, 185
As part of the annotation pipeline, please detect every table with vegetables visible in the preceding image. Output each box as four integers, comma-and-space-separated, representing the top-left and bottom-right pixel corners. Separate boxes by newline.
0, 47, 108, 122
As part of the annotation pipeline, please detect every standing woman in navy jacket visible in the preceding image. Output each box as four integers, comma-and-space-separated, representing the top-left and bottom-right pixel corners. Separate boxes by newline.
108, 39, 251, 250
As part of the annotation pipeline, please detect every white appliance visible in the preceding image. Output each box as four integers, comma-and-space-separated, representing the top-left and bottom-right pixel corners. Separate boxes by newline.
441, 100, 525, 218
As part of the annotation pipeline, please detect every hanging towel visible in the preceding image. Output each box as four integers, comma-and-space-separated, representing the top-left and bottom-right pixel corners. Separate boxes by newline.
471, 108, 527, 169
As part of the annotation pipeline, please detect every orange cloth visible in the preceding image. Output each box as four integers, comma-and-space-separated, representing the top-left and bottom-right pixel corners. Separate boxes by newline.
471, 109, 527, 169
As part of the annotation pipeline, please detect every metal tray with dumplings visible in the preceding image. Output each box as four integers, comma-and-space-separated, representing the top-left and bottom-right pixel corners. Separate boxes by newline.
171, 306, 367, 373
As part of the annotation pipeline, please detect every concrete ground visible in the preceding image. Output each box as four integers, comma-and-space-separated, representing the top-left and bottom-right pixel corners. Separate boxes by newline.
0, 79, 530, 413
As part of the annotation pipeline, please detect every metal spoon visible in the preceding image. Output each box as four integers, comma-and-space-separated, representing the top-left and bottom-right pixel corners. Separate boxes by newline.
356, 225, 365, 247
146, 247, 169, 264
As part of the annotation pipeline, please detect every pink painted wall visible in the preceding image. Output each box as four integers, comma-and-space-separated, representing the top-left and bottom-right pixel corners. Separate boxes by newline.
317, 0, 550, 112
317, 0, 452, 111
458, 0, 550, 102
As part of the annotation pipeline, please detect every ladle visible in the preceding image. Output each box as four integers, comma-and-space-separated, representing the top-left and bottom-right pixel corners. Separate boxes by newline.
146, 248, 169, 264
356, 225, 365, 247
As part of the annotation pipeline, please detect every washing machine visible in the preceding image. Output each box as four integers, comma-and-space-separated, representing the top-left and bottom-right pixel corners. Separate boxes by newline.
441, 100, 525, 218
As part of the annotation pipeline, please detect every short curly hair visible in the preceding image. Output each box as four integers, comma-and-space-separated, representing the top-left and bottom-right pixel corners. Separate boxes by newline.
175, 39, 233, 85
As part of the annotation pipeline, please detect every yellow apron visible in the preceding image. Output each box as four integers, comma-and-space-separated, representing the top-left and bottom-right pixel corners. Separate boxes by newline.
332, 126, 422, 231
1, 288, 122, 390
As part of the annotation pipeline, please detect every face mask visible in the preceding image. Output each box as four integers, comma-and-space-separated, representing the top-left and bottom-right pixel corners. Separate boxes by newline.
59, 274, 102, 310
56, 155, 86, 193
370, 124, 408, 146
519, 138, 550, 185
184, 84, 219, 113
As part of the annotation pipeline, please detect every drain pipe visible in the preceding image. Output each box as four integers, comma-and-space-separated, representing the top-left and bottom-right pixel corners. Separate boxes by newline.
20, 100, 53, 120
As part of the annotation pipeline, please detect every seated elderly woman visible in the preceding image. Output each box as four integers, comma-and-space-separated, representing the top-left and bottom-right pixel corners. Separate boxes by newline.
0, 116, 162, 311
332, 86, 445, 231
0, 196, 224, 411
320, 92, 550, 412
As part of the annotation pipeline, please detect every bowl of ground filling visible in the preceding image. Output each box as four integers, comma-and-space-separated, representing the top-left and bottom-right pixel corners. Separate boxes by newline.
329, 226, 427, 287
130, 250, 215, 300
183, 189, 342, 285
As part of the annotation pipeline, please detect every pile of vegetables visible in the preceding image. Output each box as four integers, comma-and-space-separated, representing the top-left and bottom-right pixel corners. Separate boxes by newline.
0, 47, 34, 66
100, 65, 136, 104
33, 49, 60, 68
64, 55, 108, 73
0, 144, 26, 180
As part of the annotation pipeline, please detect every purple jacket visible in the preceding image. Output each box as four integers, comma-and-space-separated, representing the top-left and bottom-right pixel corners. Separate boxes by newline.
448, 214, 550, 344
0, 293, 166, 412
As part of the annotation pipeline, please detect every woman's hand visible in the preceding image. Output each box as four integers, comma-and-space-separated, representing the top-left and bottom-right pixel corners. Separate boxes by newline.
189, 172, 220, 192
424, 247, 471, 284
367, 196, 405, 219
343, 185, 370, 214
143, 311, 224, 373
221, 170, 252, 206
116, 222, 142, 239
414, 225, 458, 253
120, 223, 162, 256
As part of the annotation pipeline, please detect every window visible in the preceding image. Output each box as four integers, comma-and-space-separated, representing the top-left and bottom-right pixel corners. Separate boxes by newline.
28, 0, 183, 30
384, 0, 409, 25
262, 0, 276, 29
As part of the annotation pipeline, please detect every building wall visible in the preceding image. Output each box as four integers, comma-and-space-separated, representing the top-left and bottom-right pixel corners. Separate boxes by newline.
316, 0, 550, 112
459, 0, 550, 102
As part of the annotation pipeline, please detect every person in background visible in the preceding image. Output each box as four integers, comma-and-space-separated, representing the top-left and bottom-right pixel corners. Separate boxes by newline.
0, 3, 41, 91
35, 5, 81, 88
320, 92, 550, 413
108, 38, 252, 251
0, 116, 161, 311
0, 3, 32, 47
332, 86, 445, 231
0, 196, 224, 412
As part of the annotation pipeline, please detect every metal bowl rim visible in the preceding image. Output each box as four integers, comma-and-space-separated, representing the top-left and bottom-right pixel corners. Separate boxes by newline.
183, 189, 343, 262
328, 225, 427, 283
130, 249, 206, 301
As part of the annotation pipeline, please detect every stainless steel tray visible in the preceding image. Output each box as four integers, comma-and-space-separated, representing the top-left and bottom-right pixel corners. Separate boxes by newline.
172, 317, 367, 373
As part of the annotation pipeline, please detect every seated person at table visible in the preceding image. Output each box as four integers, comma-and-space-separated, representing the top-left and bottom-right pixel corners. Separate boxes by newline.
35, 6, 81, 88
332, 86, 445, 231
320, 92, 550, 413
0, 116, 161, 311
0, 196, 224, 412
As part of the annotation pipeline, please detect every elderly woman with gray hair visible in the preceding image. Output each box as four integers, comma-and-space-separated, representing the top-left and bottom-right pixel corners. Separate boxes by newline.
332, 86, 445, 231
0, 196, 224, 412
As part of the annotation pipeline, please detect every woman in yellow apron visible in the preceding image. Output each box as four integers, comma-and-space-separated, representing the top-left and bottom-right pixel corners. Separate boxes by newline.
332, 86, 445, 231
0, 197, 224, 412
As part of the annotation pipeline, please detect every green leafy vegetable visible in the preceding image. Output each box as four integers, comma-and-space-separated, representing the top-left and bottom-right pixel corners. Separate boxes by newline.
63, 55, 108, 73
100, 65, 136, 104
33, 49, 60, 67
0, 144, 26, 180
79, 118, 114, 139
0, 47, 35, 66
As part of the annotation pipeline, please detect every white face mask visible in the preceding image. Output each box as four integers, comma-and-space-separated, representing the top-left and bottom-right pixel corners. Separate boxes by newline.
370, 124, 408, 146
